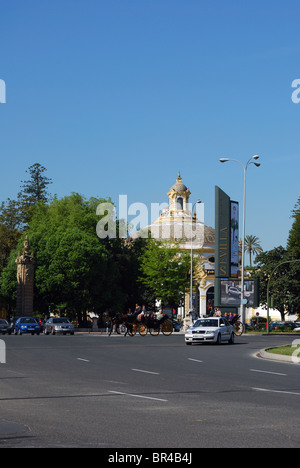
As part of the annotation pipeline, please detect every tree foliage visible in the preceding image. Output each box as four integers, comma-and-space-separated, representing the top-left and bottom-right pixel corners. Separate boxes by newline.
244, 234, 263, 267
287, 196, 300, 258
139, 239, 192, 309
253, 197, 300, 319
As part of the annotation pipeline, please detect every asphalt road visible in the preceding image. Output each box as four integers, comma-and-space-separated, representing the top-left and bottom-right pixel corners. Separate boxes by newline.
0, 332, 299, 448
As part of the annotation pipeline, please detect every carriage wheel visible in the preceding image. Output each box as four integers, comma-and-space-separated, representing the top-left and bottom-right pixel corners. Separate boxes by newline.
234, 321, 244, 336
149, 327, 159, 336
138, 324, 148, 336
119, 324, 127, 335
127, 324, 137, 336
161, 320, 173, 336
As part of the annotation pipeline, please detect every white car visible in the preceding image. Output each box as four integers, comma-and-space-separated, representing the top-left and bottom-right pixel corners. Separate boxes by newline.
185, 317, 235, 345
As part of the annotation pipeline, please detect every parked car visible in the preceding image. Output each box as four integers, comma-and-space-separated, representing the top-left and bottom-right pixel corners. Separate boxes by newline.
44, 317, 75, 335
185, 317, 235, 345
14, 317, 41, 335
0, 319, 12, 335
173, 321, 182, 332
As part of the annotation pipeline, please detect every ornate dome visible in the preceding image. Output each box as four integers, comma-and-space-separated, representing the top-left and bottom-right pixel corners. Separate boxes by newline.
169, 172, 189, 193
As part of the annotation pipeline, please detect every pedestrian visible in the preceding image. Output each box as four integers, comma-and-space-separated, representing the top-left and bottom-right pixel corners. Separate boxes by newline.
138, 305, 147, 321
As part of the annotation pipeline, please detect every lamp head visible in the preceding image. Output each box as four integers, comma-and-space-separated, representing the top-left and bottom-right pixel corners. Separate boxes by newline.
253, 155, 259, 160
219, 158, 229, 163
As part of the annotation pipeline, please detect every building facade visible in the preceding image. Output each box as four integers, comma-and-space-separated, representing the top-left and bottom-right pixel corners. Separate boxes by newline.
137, 173, 217, 319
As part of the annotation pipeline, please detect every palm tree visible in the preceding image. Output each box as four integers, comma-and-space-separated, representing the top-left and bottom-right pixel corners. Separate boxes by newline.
245, 235, 263, 267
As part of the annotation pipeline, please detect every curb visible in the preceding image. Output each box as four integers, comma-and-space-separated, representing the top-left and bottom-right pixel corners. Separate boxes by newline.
257, 348, 299, 364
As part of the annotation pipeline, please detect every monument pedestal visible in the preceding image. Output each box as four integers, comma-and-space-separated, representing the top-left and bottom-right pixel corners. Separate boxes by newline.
15, 236, 35, 317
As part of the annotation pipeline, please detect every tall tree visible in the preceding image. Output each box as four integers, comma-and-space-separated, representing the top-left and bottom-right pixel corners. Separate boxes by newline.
253, 246, 300, 320
0, 194, 121, 323
244, 234, 263, 266
139, 239, 192, 309
18, 163, 52, 226
287, 197, 300, 258
0, 163, 52, 273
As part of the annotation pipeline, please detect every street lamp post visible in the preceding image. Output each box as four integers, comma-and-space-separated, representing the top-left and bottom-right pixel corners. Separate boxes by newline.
189, 200, 201, 325
219, 155, 261, 325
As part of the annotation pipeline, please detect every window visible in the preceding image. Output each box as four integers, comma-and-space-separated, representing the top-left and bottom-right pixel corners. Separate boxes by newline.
176, 197, 183, 210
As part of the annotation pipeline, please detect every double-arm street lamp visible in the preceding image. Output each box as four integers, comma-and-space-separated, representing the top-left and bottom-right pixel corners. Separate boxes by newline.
219, 155, 261, 324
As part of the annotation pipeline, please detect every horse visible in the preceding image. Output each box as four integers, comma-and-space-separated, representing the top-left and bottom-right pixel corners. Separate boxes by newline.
143, 313, 171, 334
109, 311, 139, 336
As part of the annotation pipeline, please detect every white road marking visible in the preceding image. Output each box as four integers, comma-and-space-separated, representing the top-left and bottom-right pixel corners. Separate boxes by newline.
77, 358, 90, 362
131, 368, 160, 375
108, 390, 168, 402
188, 358, 203, 363
253, 387, 300, 396
250, 369, 287, 376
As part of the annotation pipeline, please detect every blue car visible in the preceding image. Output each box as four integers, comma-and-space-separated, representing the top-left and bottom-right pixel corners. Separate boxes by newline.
14, 317, 41, 335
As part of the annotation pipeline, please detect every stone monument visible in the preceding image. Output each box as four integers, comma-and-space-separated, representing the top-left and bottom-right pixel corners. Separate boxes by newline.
15, 236, 35, 317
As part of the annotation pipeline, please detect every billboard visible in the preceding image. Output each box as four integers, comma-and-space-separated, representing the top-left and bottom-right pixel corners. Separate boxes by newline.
215, 187, 231, 277
230, 201, 239, 277
218, 279, 259, 307
215, 187, 239, 278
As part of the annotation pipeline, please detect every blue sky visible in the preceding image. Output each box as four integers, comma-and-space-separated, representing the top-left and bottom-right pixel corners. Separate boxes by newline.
0, 0, 299, 253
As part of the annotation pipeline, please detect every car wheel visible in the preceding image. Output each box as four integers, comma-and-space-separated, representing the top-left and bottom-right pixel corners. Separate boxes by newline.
229, 333, 235, 344
216, 333, 221, 345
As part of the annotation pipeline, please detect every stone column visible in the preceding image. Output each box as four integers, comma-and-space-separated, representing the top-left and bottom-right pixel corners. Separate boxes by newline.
15, 236, 35, 317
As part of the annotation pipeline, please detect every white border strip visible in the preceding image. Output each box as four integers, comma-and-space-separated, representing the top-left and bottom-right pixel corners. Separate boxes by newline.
108, 390, 168, 402
131, 368, 159, 375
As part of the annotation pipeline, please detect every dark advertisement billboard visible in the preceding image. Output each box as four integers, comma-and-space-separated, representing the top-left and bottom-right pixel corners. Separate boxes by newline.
230, 201, 239, 277
219, 279, 259, 307
215, 187, 239, 279
215, 186, 231, 277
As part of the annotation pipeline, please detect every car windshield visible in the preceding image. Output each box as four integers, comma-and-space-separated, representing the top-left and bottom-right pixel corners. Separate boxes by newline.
0, 319, 7, 324
193, 319, 219, 328
20, 318, 37, 324
53, 318, 70, 324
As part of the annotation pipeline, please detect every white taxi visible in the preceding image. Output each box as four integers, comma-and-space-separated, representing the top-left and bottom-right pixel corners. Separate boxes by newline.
185, 317, 235, 345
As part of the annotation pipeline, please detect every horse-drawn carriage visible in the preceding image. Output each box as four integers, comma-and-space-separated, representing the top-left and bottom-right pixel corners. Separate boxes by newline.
109, 311, 173, 337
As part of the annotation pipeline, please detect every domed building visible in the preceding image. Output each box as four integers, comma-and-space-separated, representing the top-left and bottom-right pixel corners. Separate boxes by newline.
135, 173, 216, 320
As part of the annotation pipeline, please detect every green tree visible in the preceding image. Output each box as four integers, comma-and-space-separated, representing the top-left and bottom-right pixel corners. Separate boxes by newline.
253, 246, 300, 320
287, 197, 300, 258
244, 234, 263, 267
139, 239, 192, 309
0, 164, 52, 277
1, 194, 121, 324
18, 163, 53, 226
